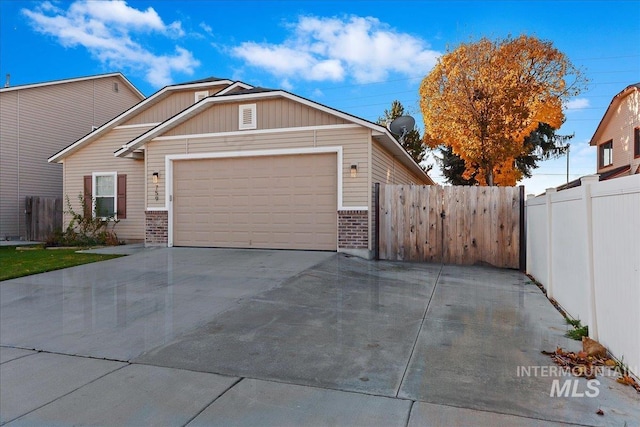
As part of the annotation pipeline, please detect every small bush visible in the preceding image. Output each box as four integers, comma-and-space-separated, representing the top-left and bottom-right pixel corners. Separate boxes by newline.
47, 194, 120, 247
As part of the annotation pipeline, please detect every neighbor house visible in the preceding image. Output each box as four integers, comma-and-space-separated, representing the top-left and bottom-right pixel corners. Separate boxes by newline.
589, 82, 640, 178
48, 77, 433, 258
0, 73, 144, 240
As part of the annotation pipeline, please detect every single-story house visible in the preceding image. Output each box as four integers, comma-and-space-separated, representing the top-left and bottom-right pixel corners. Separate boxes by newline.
49, 77, 433, 258
0, 73, 144, 240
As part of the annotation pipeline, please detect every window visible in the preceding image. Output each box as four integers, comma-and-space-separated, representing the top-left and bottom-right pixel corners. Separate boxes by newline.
239, 104, 257, 130
84, 174, 126, 219
599, 140, 613, 168
93, 173, 117, 218
195, 90, 209, 103
113, 82, 119, 93
635, 127, 640, 158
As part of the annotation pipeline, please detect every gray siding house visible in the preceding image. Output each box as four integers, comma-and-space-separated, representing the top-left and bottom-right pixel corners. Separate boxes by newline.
0, 73, 144, 240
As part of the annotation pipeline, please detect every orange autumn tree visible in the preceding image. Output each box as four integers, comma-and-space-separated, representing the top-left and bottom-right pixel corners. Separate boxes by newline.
420, 35, 586, 186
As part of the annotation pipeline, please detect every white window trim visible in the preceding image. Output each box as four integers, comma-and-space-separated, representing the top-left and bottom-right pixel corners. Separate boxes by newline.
238, 104, 257, 130
194, 90, 209, 103
92, 171, 118, 219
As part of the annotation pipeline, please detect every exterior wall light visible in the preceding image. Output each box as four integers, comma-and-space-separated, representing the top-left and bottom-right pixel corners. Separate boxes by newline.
350, 164, 358, 178
152, 172, 159, 201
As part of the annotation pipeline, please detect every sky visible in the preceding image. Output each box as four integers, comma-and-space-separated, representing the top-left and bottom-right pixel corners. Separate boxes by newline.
1, 0, 639, 195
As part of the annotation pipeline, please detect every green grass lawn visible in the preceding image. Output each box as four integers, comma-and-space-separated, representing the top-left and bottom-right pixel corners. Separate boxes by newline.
0, 246, 123, 281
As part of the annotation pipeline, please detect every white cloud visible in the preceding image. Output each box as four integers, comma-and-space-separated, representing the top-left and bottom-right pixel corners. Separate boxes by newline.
200, 22, 213, 36
565, 98, 590, 111
22, 0, 198, 87
232, 15, 440, 85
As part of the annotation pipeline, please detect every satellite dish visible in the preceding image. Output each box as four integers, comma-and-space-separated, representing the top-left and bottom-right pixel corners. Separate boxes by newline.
387, 115, 415, 142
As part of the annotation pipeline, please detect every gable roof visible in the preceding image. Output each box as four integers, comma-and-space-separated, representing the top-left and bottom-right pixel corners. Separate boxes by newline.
0, 72, 144, 99
48, 77, 236, 163
113, 87, 433, 184
589, 83, 640, 146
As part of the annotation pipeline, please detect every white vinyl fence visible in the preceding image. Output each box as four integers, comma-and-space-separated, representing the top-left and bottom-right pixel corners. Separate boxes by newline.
526, 174, 640, 376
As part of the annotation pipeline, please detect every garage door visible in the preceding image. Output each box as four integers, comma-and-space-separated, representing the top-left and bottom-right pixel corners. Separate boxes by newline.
172, 153, 337, 250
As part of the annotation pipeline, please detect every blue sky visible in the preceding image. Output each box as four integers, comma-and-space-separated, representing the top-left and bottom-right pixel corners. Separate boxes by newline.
1, 0, 639, 194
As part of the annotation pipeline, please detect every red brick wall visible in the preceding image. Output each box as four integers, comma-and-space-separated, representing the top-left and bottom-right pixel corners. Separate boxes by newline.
145, 210, 168, 244
338, 210, 368, 249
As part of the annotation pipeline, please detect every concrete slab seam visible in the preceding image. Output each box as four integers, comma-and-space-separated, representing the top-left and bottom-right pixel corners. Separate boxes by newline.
181, 377, 244, 427
412, 400, 597, 427
9, 347, 131, 364
0, 347, 39, 365
396, 263, 444, 397
3, 362, 130, 425
404, 400, 416, 427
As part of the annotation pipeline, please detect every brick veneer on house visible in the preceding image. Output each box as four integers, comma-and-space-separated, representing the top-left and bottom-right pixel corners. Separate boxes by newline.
145, 210, 168, 245
338, 210, 368, 249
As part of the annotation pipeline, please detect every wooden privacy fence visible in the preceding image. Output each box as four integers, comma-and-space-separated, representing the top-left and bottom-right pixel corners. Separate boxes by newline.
377, 184, 524, 269
25, 196, 63, 241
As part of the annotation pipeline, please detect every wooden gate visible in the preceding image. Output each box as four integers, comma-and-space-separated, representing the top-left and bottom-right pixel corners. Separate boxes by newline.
25, 196, 63, 241
377, 185, 524, 269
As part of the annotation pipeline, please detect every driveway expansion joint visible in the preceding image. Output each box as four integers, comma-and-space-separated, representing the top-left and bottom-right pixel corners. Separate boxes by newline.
396, 263, 444, 397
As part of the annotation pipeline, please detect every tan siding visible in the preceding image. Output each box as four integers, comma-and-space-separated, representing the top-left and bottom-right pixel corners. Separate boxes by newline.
596, 90, 640, 174
63, 127, 151, 241
123, 84, 229, 126
0, 76, 142, 238
146, 130, 316, 208
164, 98, 349, 136
146, 126, 371, 209
164, 101, 237, 135
316, 127, 369, 208
372, 140, 425, 186
258, 99, 348, 129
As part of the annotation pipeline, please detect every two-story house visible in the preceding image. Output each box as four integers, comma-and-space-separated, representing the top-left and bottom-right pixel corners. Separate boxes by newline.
0, 73, 144, 240
590, 83, 640, 178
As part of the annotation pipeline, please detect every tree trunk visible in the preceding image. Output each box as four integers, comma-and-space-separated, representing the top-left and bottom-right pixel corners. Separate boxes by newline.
486, 170, 495, 186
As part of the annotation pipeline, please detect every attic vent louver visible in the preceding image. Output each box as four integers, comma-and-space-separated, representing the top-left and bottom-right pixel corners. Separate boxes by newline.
239, 104, 256, 130
195, 90, 208, 103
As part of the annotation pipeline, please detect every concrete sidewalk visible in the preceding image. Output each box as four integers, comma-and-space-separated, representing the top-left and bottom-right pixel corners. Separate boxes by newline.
1, 248, 639, 426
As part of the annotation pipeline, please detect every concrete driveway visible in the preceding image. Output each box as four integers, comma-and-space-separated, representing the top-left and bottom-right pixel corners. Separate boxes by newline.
1, 248, 638, 426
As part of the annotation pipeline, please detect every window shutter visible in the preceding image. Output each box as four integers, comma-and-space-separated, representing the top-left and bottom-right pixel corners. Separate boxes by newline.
83, 175, 92, 218
117, 174, 127, 219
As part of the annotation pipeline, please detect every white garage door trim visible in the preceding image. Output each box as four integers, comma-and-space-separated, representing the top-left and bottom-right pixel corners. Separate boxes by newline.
165, 146, 349, 248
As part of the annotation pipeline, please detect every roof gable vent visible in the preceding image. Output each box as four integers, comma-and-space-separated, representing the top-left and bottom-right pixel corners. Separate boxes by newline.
195, 90, 209, 103
239, 104, 257, 130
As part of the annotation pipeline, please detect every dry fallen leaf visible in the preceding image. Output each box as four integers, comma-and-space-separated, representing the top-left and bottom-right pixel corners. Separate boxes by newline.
544, 348, 640, 394
596, 409, 604, 416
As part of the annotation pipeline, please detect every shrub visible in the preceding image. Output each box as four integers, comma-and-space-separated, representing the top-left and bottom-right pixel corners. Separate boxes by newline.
47, 194, 120, 247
